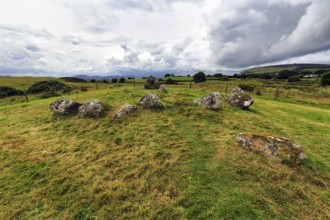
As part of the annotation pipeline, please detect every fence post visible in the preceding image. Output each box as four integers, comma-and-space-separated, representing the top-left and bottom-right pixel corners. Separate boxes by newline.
23, 90, 29, 102
225, 83, 228, 93
95, 82, 99, 90
275, 86, 280, 99
189, 81, 192, 88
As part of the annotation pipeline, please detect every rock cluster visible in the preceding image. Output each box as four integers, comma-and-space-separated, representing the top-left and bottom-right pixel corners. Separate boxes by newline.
114, 104, 137, 119
159, 84, 167, 93
194, 92, 222, 110
144, 76, 161, 89
50, 97, 81, 115
236, 133, 308, 164
139, 93, 162, 109
228, 87, 254, 109
78, 100, 105, 117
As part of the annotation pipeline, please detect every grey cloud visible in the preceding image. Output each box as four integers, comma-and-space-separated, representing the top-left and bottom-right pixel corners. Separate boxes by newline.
61, 35, 85, 45
25, 44, 40, 52
208, 0, 315, 68
0, 24, 53, 38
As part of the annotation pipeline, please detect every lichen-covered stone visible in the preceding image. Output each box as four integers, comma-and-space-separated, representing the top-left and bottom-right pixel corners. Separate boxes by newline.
194, 92, 222, 110
232, 87, 244, 94
236, 133, 308, 165
78, 100, 104, 117
159, 85, 167, 93
144, 76, 160, 89
50, 97, 81, 115
228, 92, 254, 109
114, 104, 137, 119
139, 94, 162, 109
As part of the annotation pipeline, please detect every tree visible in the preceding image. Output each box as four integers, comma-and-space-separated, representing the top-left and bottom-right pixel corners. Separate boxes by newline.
321, 72, 330, 86
102, 79, 108, 83
288, 75, 301, 82
90, 79, 96, 83
214, 73, 223, 79
164, 73, 171, 77
193, 71, 207, 83
119, 78, 126, 83
111, 78, 118, 83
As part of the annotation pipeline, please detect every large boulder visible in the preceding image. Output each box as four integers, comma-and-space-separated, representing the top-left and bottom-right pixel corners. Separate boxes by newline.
114, 104, 137, 119
139, 94, 162, 109
50, 97, 81, 115
228, 88, 254, 109
159, 84, 168, 93
236, 133, 308, 165
78, 100, 105, 117
194, 92, 222, 110
144, 76, 160, 89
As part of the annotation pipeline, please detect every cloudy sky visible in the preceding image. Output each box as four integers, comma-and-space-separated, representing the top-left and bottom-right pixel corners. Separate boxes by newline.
1, 0, 330, 76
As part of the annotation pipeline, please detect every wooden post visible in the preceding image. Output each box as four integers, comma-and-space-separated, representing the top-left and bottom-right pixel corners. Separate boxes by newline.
275, 87, 280, 99
189, 81, 192, 89
23, 90, 29, 102
95, 82, 99, 90
134, 80, 135, 87
225, 83, 228, 93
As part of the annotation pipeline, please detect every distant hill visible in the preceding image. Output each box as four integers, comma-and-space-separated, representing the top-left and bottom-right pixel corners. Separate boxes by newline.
241, 63, 330, 75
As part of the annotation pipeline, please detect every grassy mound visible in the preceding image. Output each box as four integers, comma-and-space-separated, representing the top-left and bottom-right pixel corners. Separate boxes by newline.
0, 87, 329, 219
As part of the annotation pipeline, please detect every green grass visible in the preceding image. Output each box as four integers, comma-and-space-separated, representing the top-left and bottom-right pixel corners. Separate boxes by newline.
0, 84, 329, 219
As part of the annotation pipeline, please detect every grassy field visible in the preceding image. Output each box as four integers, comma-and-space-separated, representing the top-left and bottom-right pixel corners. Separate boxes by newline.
0, 81, 329, 219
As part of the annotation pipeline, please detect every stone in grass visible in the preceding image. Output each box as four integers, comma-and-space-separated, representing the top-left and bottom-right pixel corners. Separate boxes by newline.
228, 92, 254, 109
159, 84, 168, 93
114, 104, 137, 119
144, 76, 161, 89
78, 99, 105, 117
50, 97, 81, 115
139, 93, 162, 109
194, 92, 222, 110
236, 133, 308, 165
232, 87, 244, 94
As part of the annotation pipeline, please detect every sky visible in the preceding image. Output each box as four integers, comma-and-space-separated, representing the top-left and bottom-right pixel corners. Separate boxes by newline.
1, 0, 330, 76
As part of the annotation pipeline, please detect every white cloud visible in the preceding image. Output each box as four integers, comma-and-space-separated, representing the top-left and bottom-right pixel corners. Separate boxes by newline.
0, 0, 329, 76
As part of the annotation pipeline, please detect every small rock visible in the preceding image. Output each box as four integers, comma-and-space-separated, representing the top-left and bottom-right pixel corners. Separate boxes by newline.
114, 104, 137, 119
144, 76, 161, 89
232, 87, 244, 94
159, 85, 168, 93
50, 97, 81, 115
194, 92, 222, 110
139, 94, 162, 109
228, 92, 254, 109
78, 100, 105, 117
236, 133, 308, 165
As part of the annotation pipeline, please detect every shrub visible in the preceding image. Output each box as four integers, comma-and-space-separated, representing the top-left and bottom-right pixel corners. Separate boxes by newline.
60, 77, 86, 83
119, 78, 126, 83
39, 91, 60, 99
0, 86, 24, 99
288, 75, 301, 82
193, 71, 207, 83
165, 78, 178, 84
238, 84, 255, 92
27, 80, 71, 94
102, 79, 108, 83
112, 78, 118, 83
321, 72, 330, 86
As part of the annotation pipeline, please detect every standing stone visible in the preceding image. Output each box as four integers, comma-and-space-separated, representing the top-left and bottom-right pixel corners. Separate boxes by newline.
139, 94, 162, 109
78, 100, 104, 117
144, 76, 161, 89
114, 104, 137, 119
228, 87, 254, 109
159, 85, 168, 93
194, 92, 222, 110
236, 133, 308, 165
50, 97, 81, 115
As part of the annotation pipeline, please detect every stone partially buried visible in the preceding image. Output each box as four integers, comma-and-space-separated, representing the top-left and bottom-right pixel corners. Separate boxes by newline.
139, 93, 162, 109
236, 133, 308, 165
114, 104, 137, 119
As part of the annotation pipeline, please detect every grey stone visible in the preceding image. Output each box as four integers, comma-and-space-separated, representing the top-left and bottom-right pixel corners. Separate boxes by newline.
144, 76, 161, 89
228, 92, 254, 109
159, 85, 167, 93
114, 104, 137, 119
78, 100, 105, 117
50, 97, 81, 115
236, 133, 308, 165
194, 92, 222, 109
232, 87, 244, 94
139, 94, 162, 109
